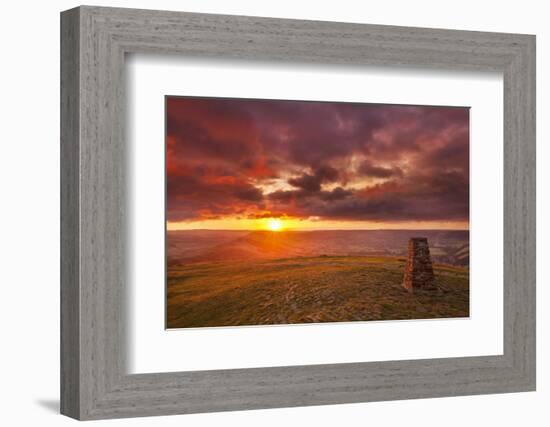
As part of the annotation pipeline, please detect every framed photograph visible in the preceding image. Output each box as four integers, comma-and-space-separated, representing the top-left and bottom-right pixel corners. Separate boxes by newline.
61, 6, 535, 420
164, 96, 471, 329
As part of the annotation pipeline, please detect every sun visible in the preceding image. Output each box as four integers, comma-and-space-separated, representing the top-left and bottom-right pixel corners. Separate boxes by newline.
266, 218, 283, 232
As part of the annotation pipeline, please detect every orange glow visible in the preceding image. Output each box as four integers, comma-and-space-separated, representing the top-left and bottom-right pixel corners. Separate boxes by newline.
266, 218, 283, 232
167, 217, 469, 231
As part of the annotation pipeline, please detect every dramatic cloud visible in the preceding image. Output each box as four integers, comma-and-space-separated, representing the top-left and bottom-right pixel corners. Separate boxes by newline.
166, 96, 469, 224
358, 160, 404, 179
288, 165, 339, 192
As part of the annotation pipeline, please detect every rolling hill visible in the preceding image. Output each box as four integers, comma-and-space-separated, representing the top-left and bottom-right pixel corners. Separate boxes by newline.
167, 229, 469, 266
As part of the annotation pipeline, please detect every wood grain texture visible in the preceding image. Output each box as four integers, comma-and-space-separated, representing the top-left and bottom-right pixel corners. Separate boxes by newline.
60, 7, 80, 419
60, 5, 536, 420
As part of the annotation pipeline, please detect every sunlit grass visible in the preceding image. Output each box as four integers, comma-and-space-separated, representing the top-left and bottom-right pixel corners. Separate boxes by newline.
167, 256, 469, 328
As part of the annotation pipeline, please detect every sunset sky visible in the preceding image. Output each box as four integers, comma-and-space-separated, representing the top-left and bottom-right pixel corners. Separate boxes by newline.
166, 97, 469, 231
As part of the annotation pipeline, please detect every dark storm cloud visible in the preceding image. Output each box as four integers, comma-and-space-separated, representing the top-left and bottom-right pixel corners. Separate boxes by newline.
166, 96, 469, 223
319, 187, 353, 201
288, 165, 339, 192
358, 160, 404, 179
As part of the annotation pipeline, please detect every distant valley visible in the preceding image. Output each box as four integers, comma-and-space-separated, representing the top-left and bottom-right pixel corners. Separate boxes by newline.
167, 229, 469, 267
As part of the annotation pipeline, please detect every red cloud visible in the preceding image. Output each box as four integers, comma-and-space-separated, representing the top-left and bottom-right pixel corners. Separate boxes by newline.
166, 96, 469, 224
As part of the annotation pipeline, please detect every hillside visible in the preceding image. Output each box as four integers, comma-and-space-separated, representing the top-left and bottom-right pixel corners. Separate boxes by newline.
167, 255, 469, 329
167, 229, 469, 267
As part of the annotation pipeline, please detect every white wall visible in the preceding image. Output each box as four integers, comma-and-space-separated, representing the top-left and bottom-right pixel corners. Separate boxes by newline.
0, 0, 547, 425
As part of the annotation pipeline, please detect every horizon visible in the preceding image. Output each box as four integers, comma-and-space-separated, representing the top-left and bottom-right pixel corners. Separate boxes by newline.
167, 227, 469, 232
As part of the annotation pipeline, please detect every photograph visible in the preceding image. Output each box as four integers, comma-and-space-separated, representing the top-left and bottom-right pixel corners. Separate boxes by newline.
165, 96, 470, 329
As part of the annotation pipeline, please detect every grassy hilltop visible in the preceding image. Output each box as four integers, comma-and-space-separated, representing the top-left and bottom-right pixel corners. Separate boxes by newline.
167, 255, 469, 329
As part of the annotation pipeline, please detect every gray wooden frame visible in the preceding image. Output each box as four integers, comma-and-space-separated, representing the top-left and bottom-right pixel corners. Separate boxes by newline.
60, 5, 536, 420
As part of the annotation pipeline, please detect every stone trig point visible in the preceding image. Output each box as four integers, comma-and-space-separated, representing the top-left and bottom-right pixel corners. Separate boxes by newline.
402, 237, 437, 292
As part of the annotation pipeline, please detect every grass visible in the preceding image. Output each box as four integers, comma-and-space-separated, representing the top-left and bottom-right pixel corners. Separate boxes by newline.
166, 256, 469, 329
